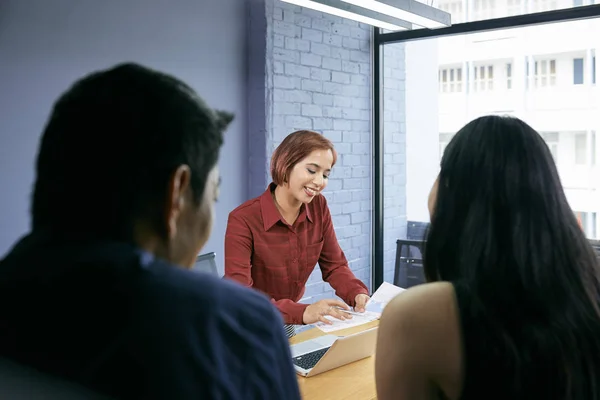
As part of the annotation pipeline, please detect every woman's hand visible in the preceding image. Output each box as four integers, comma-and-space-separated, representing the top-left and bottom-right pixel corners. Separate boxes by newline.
302, 299, 353, 325
354, 294, 370, 313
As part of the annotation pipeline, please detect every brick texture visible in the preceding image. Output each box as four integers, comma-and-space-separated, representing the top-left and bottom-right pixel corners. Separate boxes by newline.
246, 0, 408, 311
249, 0, 373, 305
383, 44, 407, 284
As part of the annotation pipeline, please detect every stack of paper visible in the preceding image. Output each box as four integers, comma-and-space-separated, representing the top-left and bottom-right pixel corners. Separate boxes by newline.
314, 282, 406, 333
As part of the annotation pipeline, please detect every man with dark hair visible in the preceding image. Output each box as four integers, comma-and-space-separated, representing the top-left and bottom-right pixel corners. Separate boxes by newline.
0, 63, 301, 399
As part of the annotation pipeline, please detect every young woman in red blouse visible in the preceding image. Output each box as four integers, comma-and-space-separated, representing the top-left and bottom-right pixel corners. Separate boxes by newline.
224, 130, 370, 336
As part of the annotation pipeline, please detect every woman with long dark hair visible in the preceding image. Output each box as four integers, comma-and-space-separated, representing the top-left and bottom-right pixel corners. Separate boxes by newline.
375, 115, 600, 399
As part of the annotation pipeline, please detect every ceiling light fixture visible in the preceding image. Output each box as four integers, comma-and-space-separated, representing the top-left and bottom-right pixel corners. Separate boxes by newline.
280, 0, 412, 31
341, 0, 451, 29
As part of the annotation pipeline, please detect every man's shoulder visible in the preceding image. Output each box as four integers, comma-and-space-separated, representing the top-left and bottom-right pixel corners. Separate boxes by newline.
140, 261, 283, 334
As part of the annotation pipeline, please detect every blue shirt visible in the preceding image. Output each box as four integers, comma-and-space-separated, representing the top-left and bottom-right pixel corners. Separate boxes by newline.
0, 232, 301, 399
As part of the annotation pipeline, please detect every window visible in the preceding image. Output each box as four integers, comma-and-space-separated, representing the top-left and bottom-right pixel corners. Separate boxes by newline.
575, 211, 597, 238
439, 67, 463, 93
573, 0, 583, 6
575, 132, 587, 165
473, 64, 494, 91
507, 0, 522, 15
541, 132, 559, 162
592, 131, 597, 165
381, 18, 600, 287
533, 59, 557, 87
439, 133, 454, 160
439, 0, 464, 23
593, 55, 596, 84
573, 57, 584, 84
530, 0, 559, 12
473, 0, 496, 20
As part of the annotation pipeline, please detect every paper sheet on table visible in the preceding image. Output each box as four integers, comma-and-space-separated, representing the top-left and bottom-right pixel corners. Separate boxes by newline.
314, 311, 380, 333
314, 282, 406, 333
365, 282, 406, 316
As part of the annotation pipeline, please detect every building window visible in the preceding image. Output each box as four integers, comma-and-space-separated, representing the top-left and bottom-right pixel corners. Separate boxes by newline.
533, 59, 556, 88
573, 58, 584, 85
506, 63, 512, 89
439, 67, 463, 93
593, 56, 596, 84
575, 211, 597, 238
473, 64, 494, 92
541, 132, 559, 162
575, 132, 587, 165
573, 0, 583, 5
592, 131, 597, 166
529, 0, 559, 12
439, 133, 454, 160
439, 0, 463, 23
507, 0, 522, 15
472, 0, 496, 20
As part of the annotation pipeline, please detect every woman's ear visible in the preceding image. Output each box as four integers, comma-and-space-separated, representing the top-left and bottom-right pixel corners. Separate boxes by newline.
428, 176, 440, 219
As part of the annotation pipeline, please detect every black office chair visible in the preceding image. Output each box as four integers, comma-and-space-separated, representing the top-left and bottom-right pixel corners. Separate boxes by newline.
588, 239, 600, 261
193, 252, 218, 275
393, 239, 426, 288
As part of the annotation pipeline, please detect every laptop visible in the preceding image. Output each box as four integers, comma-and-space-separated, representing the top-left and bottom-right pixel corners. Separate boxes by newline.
289, 327, 378, 377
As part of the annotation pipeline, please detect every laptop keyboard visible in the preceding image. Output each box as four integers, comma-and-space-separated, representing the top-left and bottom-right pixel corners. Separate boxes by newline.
292, 347, 330, 370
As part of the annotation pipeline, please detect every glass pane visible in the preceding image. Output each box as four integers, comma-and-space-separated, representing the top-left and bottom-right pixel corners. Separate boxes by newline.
393, 0, 591, 32
381, 18, 600, 288
381, 42, 409, 285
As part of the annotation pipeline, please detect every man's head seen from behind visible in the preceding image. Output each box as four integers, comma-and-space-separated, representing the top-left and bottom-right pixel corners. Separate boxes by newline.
31, 63, 233, 268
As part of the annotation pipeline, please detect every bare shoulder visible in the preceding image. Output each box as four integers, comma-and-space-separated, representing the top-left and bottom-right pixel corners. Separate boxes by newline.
377, 282, 462, 399
381, 281, 459, 348
384, 281, 456, 322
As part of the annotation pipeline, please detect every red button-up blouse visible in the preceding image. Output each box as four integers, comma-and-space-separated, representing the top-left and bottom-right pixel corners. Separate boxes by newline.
224, 184, 369, 325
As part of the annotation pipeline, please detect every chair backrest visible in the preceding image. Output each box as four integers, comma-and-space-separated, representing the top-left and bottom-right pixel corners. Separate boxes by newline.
394, 239, 426, 288
589, 239, 600, 258
0, 357, 109, 399
193, 252, 218, 275
394, 237, 600, 289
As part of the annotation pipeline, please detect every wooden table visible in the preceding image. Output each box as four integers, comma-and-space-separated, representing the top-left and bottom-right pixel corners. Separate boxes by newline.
289, 320, 380, 400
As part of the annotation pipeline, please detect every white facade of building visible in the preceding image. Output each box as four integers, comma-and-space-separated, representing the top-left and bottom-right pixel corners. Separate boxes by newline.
435, 0, 600, 238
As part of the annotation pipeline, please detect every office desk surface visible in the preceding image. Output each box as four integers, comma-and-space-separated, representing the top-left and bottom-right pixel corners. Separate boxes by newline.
289, 320, 380, 400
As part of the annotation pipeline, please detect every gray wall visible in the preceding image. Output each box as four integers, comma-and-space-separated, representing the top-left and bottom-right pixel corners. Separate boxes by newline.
0, 0, 410, 294
0, 0, 248, 270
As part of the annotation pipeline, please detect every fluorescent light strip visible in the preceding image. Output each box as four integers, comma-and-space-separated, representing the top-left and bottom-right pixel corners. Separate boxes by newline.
281, 0, 410, 31
342, 0, 450, 29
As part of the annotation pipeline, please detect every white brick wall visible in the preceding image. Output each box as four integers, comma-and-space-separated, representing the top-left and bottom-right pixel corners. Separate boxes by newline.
247, 0, 407, 306
383, 44, 408, 283
270, 1, 373, 302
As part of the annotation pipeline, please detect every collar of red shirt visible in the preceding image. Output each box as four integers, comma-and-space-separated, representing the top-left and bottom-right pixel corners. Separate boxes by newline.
259, 183, 314, 231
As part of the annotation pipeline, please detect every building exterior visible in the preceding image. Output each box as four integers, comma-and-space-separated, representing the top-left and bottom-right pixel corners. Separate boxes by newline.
435, 0, 600, 238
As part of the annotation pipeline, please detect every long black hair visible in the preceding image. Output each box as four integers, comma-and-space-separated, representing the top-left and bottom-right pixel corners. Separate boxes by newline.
424, 115, 600, 398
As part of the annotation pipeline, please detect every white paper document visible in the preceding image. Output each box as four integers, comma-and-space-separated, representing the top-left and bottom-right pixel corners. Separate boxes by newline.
314, 311, 380, 333
314, 282, 406, 333
365, 282, 406, 316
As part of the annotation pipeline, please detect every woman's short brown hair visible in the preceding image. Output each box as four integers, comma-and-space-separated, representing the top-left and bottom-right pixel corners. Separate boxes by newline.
270, 130, 337, 185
